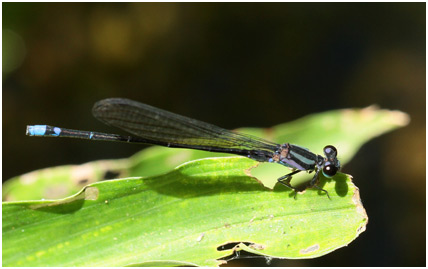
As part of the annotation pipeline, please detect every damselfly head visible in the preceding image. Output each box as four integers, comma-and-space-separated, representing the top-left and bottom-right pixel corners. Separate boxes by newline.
322, 145, 341, 178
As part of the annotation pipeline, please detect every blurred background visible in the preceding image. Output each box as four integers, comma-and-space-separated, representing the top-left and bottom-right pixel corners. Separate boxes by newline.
2, 3, 425, 266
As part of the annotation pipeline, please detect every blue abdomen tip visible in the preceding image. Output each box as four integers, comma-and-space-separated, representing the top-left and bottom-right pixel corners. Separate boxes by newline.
27, 125, 47, 136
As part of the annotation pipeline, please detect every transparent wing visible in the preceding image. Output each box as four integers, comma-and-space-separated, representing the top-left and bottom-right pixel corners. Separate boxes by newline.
92, 98, 279, 155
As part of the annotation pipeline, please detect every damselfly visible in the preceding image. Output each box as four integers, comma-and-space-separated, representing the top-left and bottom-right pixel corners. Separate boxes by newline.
26, 98, 341, 198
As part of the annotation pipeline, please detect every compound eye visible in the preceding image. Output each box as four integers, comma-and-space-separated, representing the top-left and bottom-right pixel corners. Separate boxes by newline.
322, 162, 338, 177
324, 145, 337, 159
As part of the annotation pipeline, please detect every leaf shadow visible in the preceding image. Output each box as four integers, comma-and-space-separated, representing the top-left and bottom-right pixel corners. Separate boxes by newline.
141, 168, 350, 199
142, 169, 291, 198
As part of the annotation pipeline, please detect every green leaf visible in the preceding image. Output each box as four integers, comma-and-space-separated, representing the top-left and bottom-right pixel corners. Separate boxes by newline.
3, 106, 409, 266
3, 157, 366, 266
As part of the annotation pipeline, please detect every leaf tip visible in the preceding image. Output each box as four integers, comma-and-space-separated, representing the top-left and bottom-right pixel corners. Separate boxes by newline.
388, 109, 411, 127
362, 105, 410, 127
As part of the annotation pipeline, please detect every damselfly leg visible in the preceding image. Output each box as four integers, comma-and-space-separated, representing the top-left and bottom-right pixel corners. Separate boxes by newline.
277, 169, 331, 199
277, 170, 301, 197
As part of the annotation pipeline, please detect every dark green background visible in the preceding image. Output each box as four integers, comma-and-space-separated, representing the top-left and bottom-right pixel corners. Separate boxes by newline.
3, 3, 425, 266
